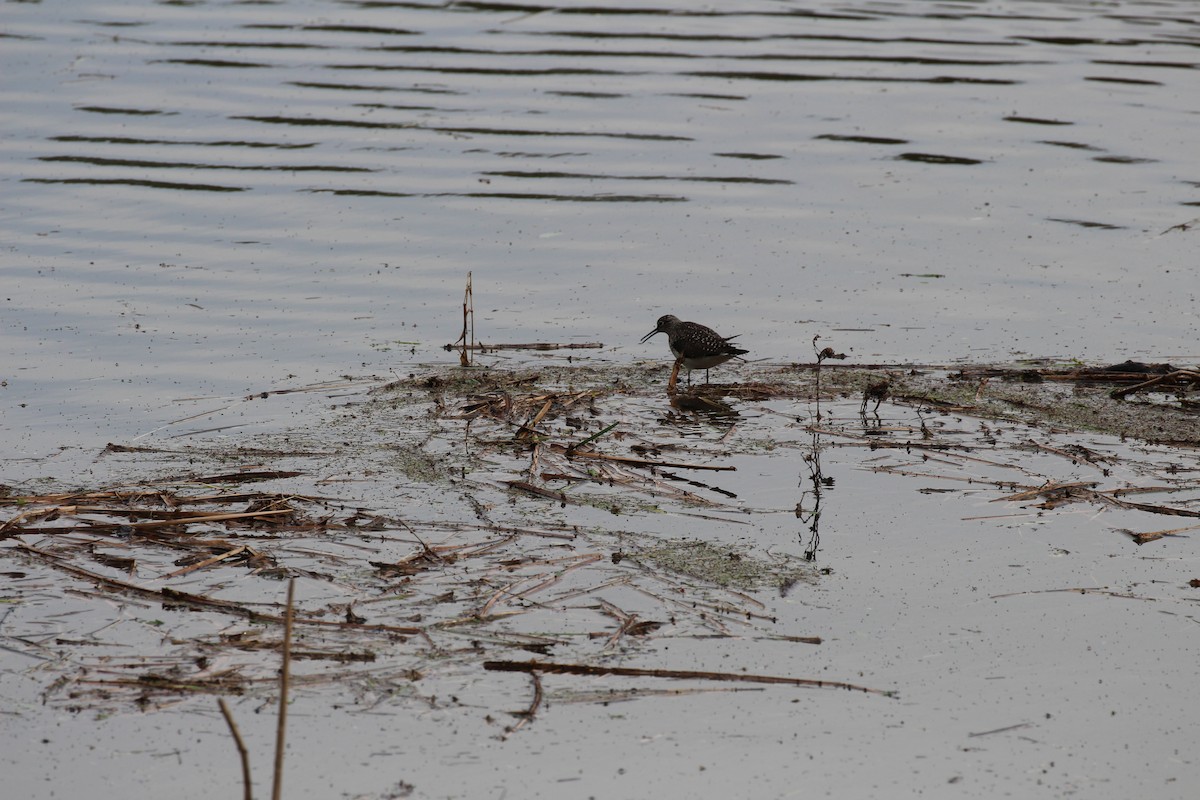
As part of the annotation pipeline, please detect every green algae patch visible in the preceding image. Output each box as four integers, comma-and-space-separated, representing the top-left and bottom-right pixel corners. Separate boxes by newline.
634, 538, 816, 591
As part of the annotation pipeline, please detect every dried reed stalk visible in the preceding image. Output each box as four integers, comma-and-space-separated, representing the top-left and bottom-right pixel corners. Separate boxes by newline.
217, 698, 254, 800
484, 659, 896, 697
272, 578, 295, 800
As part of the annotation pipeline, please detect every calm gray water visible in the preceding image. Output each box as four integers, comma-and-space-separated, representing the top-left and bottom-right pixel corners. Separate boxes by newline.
3, 0, 1198, 446
4, 4, 1200, 798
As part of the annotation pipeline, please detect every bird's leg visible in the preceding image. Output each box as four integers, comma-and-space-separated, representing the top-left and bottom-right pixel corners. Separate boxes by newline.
668, 358, 682, 393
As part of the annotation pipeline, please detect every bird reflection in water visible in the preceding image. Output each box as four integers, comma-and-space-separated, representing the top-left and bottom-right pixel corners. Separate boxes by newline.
664, 391, 740, 432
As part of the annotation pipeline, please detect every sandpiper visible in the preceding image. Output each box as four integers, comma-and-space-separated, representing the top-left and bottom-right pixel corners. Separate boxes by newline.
640, 314, 748, 388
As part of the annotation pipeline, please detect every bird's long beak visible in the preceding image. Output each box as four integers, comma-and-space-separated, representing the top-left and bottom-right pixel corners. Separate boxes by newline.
639, 328, 660, 344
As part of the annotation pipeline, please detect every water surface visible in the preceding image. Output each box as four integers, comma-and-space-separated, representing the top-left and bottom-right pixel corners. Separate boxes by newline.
5, 0, 1199, 450
3, 11, 1200, 796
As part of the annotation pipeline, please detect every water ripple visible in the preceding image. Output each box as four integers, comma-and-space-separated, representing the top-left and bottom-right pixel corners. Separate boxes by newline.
36, 155, 373, 172
23, 177, 245, 192
234, 115, 692, 140
479, 170, 792, 185
683, 70, 1018, 84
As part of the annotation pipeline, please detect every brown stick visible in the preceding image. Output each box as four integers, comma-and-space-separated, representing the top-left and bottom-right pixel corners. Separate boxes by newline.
505, 672, 544, 737
989, 586, 1152, 601
483, 660, 895, 697
1087, 488, 1200, 518
552, 447, 736, 472
160, 545, 249, 580
108, 508, 292, 530
996, 482, 1200, 518
217, 698, 254, 800
1116, 523, 1200, 544
523, 398, 555, 433
1110, 369, 1200, 400
272, 578, 295, 800
968, 721, 1034, 738
503, 480, 573, 504
452, 272, 475, 366
448, 342, 604, 351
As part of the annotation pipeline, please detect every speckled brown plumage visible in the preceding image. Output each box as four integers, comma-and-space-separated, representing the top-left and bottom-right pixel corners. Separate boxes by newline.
640, 314, 748, 384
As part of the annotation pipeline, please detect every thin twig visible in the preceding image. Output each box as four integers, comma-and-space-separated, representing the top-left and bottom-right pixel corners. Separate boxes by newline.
968, 721, 1034, 738
1115, 523, 1200, 544
483, 659, 896, 697
1, 504, 290, 536
159, 545, 249, 580
989, 586, 1153, 601
554, 447, 736, 472
503, 480, 573, 504
450, 272, 475, 366
449, 341, 604, 351
272, 578, 295, 800
217, 698, 254, 800
504, 671, 544, 737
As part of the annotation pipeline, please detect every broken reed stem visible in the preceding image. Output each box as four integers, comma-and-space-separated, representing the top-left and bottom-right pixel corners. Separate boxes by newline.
556, 448, 735, 472
483, 659, 896, 697
504, 672, 544, 737
456, 271, 475, 367
161, 544, 249, 580
218, 698, 254, 800
814, 349, 822, 422
272, 578, 295, 800
449, 341, 604, 351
